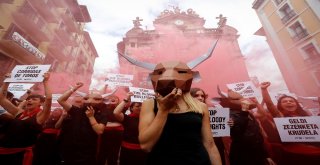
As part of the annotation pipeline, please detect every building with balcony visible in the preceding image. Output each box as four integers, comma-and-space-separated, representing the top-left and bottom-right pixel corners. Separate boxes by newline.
252, 0, 320, 108
0, 0, 98, 94
117, 7, 251, 99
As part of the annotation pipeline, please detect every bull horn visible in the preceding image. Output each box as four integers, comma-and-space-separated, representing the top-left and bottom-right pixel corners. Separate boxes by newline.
117, 51, 156, 71
75, 91, 87, 97
68, 85, 86, 97
187, 38, 219, 69
217, 85, 227, 98
101, 87, 118, 98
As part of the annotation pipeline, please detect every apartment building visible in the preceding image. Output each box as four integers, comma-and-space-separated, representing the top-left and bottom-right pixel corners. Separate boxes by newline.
252, 0, 320, 106
0, 0, 98, 93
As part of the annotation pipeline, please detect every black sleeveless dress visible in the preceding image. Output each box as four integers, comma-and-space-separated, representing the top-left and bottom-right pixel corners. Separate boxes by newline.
146, 100, 211, 165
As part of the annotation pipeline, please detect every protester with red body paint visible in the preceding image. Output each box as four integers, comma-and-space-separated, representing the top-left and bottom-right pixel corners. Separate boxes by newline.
0, 72, 52, 165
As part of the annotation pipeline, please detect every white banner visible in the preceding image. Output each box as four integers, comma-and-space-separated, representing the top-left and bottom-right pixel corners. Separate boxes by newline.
227, 81, 259, 98
8, 83, 34, 99
52, 94, 62, 104
208, 107, 230, 137
273, 116, 320, 142
105, 73, 133, 87
129, 87, 155, 103
4, 65, 51, 82
12, 32, 46, 60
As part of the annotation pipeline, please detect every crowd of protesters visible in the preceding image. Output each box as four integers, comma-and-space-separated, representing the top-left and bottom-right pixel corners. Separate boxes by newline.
0, 72, 319, 165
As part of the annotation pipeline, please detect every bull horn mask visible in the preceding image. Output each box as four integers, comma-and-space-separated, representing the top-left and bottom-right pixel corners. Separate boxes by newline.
118, 39, 219, 96
71, 85, 118, 98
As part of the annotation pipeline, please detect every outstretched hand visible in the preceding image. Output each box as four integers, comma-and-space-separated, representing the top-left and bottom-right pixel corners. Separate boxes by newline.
85, 106, 95, 118
260, 82, 271, 89
126, 92, 134, 100
156, 88, 182, 111
75, 82, 84, 88
43, 72, 50, 82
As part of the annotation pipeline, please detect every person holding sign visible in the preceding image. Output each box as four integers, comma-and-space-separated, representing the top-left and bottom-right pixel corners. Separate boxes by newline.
113, 92, 147, 165
260, 82, 320, 164
57, 82, 108, 165
260, 82, 311, 117
215, 88, 275, 165
0, 72, 52, 165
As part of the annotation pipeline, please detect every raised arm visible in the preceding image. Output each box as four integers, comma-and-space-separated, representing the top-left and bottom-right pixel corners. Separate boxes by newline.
36, 72, 52, 124
0, 74, 22, 116
113, 92, 133, 122
201, 103, 222, 165
57, 82, 83, 111
251, 97, 268, 119
55, 109, 67, 129
260, 82, 282, 117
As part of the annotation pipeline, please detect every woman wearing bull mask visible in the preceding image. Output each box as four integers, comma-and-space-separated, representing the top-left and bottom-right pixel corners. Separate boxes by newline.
119, 38, 222, 165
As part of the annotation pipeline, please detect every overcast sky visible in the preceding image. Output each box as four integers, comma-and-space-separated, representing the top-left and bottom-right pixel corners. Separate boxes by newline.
78, 0, 288, 93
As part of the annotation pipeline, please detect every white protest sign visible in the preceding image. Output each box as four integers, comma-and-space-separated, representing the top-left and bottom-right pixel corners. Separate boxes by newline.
208, 107, 230, 137
8, 83, 34, 99
4, 65, 51, 82
227, 81, 259, 98
273, 116, 320, 142
129, 87, 155, 103
52, 94, 62, 104
105, 73, 133, 87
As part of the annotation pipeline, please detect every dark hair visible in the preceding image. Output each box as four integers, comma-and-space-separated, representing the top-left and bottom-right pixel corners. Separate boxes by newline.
277, 95, 308, 117
11, 98, 22, 106
6, 91, 14, 100
129, 102, 142, 111
190, 87, 208, 103
26, 94, 45, 103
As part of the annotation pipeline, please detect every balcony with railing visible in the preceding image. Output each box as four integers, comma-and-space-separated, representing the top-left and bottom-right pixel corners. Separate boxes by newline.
12, 2, 52, 42
48, 37, 72, 61
27, 0, 58, 23
61, 9, 80, 32
292, 29, 309, 42
281, 10, 296, 24
0, 31, 45, 64
55, 28, 77, 46
52, 0, 67, 7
